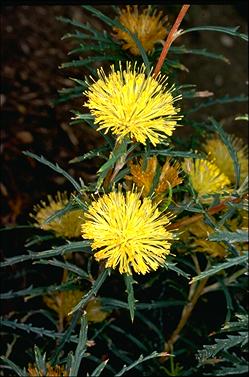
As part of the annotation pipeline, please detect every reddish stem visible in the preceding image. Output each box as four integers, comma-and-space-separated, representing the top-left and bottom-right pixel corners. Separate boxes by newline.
153, 4, 190, 76
168, 195, 246, 231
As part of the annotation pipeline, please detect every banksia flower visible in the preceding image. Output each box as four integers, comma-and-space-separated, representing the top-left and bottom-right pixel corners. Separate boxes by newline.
113, 5, 168, 55
81, 190, 173, 275
30, 192, 83, 239
126, 156, 182, 198
203, 135, 248, 184
84, 62, 182, 146
182, 158, 230, 196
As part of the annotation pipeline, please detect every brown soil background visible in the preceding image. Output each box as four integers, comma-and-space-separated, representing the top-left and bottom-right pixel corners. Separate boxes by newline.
1, 5, 248, 227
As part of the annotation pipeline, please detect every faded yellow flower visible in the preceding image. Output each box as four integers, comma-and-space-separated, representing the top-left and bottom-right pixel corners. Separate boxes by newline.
182, 158, 230, 196
30, 192, 83, 238
203, 135, 248, 184
113, 5, 168, 55
84, 62, 182, 146
44, 290, 108, 324
126, 156, 182, 198
126, 156, 158, 197
81, 190, 173, 275
180, 220, 227, 258
28, 363, 68, 377
155, 158, 183, 194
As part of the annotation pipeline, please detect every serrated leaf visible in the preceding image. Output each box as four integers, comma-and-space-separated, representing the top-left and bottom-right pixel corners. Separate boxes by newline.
186, 94, 248, 115
164, 261, 190, 279
124, 274, 137, 322
1, 240, 91, 267
208, 230, 249, 243
115, 351, 168, 376
68, 269, 110, 315
169, 45, 229, 63
180, 25, 248, 41
69, 314, 88, 376
23, 151, 82, 192
0, 357, 26, 377
190, 254, 248, 283
91, 359, 109, 376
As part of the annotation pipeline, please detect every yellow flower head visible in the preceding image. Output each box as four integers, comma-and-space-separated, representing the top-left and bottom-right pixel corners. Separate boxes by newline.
28, 363, 68, 377
113, 5, 168, 55
203, 135, 248, 184
81, 190, 173, 275
44, 290, 108, 324
126, 156, 182, 198
84, 62, 182, 146
30, 192, 83, 239
182, 158, 230, 196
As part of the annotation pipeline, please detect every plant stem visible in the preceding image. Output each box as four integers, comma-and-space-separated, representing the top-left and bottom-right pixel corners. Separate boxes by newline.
153, 4, 190, 76
161, 276, 209, 363
168, 195, 245, 231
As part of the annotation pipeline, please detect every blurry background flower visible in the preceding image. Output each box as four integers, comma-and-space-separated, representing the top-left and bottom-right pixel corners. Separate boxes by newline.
203, 134, 248, 184
82, 190, 173, 275
126, 156, 182, 199
43, 289, 108, 325
182, 158, 230, 196
113, 5, 168, 55
84, 62, 182, 146
30, 191, 83, 238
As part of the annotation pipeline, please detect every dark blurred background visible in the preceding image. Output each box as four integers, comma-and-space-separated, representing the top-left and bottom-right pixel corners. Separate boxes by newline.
1, 4, 248, 227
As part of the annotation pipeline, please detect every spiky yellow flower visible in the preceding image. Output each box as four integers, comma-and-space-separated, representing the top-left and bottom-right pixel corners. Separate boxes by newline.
182, 158, 230, 196
203, 135, 248, 184
44, 290, 108, 324
81, 190, 173, 275
30, 192, 83, 239
126, 156, 182, 198
84, 62, 182, 146
28, 363, 68, 377
113, 5, 168, 55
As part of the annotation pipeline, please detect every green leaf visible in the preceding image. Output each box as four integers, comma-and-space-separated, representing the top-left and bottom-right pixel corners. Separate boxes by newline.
198, 332, 248, 360
124, 274, 137, 322
34, 345, 46, 375
34, 258, 89, 280
115, 351, 168, 376
69, 146, 108, 164
169, 45, 229, 63
60, 55, 120, 69
0, 357, 26, 377
164, 261, 190, 279
185, 94, 248, 115
190, 254, 248, 283
150, 149, 204, 159
69, 314, 88, 376
208, 230, 249, 243
23, 151, 82, 192
91, 360, 109, 376
0, 318, 80, 344
1, 241, 91, 267
69, 269, 110, 315
180, 25, 248, 41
